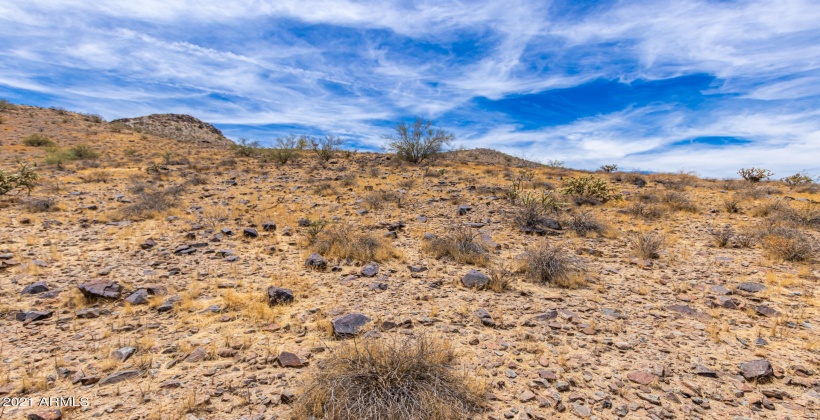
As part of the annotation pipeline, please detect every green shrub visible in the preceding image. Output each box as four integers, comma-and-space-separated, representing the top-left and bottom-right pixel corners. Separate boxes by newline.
559, 175, 621, 204
738, 167, 773, 182
309, 135, 344, 162
230, 138, 260, 157
0, 163, 38, 196
384, 117, 454, 164
69, 145, 99, 160
22, 134, 54, 147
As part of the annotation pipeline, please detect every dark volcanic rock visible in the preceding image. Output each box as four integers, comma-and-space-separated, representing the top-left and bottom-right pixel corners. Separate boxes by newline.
278, 352, 304, 368
267, 286, 294, 306
737, 282, 766, 293
98, 370, 141, 386
740, 359, 773, 381
16, 310, 53, 323
462, 269, 489, 289
331, 313, 370, 338
474, 308, 496, 327
21, 281, 49, 295
243, 228, 258, 238
305, 253, 327, 270
360, 263, 379, 277
78, 280, 123, 299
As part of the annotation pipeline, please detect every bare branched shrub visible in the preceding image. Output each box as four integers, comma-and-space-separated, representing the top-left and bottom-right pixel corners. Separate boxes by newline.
422, 227, 489, 266
711, 227, 733, 248
314, 224, 400, 263
723, 196, 741, 213
738, 167, 773, 182
486, 260, 515, 292
296, 335, 485, 420
661, 191, 698, 212
630, 231, 666, 259
519, 242, 585, 288
625, 202, 664, 220
383, 117, 454, 164
565, 210, 608, 237
120, 187, 181, 218
23, 197, 57, 213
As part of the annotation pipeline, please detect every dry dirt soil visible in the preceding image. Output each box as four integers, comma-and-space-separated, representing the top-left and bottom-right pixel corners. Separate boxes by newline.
0, 104, 818, 420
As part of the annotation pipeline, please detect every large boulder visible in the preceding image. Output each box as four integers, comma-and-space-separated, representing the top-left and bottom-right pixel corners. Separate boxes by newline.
305, 253, 327, 270
462, 270, 489, 289
267, 287, 294, 306
740, 359, 773, 381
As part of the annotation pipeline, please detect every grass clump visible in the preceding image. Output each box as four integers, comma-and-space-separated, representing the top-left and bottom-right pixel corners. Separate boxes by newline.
559, 175, 621, 205
565, 210, 609, 237
422, 226, 489, 266
519, 242, 585, 288
120, 186, 182, 219
296, 335, 485, 420
760, 226, 814, 262
22, 197, 57, 213
630, 231, 666, 259
314, 224, 400, 263
22, 134, 55, 147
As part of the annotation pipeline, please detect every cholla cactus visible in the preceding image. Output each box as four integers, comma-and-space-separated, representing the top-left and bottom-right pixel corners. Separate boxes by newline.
737, 167, 773, 182
559, 175, 621, 204
0, 163, 38, 195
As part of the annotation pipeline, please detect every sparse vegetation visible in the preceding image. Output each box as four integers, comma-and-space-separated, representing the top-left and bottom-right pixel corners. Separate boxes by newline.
22, 197, 57, 212
630, 231, 666, 259
22, 134, 54, 147
0, 163, 38, 196
384, 117, 454, 164
309, 135, 344, 162
760, 226, 814, 262
781, 172, 814, 187
560, 175, 621, 204
422, 226, 489, 266
296, 335, 485, 420
565, 210, 608, 237
313, 224, 400, 262
520, 242, 585, 288
738, 167, 774, 182
599, 163, 619, 173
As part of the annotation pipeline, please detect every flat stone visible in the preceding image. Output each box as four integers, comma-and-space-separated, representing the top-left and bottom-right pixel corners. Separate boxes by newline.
27, 410, 62, 420
278, 352, 304, 368
474, 308, 495, 327
627, 370, 657, 385
636, 392, 661, 405
243, 228, 258, 238
78, 279, 123, 299
708, 285, 731, 295
98, 370, 141, 386
16, 310, 53, 323
21, 281, 49, 295
519, 390, 536, 402
572, 402, 591, 418
694, 365, 717, 377
331, 313, 370, 338
737, 282, 766, 293
185, 347, 207, 363
755, 305, 780, 317
740, 359, 773, 381
112, 347, 136, 362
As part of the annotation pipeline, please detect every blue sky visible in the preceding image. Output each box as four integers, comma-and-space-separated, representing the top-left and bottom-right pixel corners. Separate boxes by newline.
1, 0, 819, 177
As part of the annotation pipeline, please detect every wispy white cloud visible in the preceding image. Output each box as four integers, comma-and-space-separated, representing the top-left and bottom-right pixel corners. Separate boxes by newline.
1, 0, 819, 177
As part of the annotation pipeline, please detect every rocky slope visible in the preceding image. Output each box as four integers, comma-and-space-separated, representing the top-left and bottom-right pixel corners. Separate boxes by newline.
0, 102, 818, 420
111, 114, 233, 147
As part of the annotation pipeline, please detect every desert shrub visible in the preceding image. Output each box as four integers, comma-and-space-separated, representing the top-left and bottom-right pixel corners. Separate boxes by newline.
423, 167, 445, 178
82, 170, 111, 183
625, 202, 664, 220
397, 178, 416, 190
69, 145, 99, 160
231, 138, 260, 157
738, 167, 773, 182
0, 99, 15, 112
22, 134, 54, 147
120, 187, 180, 218
264, 135, 300, 165
661, 191, 698, 212
83, 113, 104, 123
309, 135, 344, 162
545, 159, 565, 168
734, 228, 757, 248
50, 106, 68, 115
796, 183, 820, 194
751, 199, 788, 218
654, 172, 698, 191
781, 172, 814, 187
23, 197, 57, 212
486, 261, 515, 292
760, 226, 814, 261
565, 210, 608, 237
339, 174, 358, 188
711, 227, 733, 248
630, 231, 666, 259
313, 182, 338, 197
304, 219, 329, 244
0, 163, 38, 196
296, 335, 485, 420
559, 175, 620, 205
384, 117, 454, 164
519, 242, 585, 288
363, 190, 402, 210
314, 224, 399, 262
422, 226, 489, 266
599, 164, 618, 173
512, 190, 565, 231
723, 196, 741, 213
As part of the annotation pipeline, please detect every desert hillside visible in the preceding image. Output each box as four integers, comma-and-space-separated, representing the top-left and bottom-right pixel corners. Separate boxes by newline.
0, 102, 818, 420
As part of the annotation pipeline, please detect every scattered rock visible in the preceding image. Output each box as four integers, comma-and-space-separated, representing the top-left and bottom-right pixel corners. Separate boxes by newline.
243, 228, 258, 238
21, 281, 49, 295
98, 370, 141, 386
627, 370, 657, 385
78, 279, 123, 299
278, 352, 304, 368
474, 308, 495, 327
112, 347, 136, 362
267, 286, 294, 306
27, 410, 62, 420
305, 253, 327, 270
737, 282, 766, 293
740, 359, 773, 381
16, 310, 53, 323
462, 269, 489, 289
331, 313, 370, 338
185, 347, 208, 363
360, 263, 379, 277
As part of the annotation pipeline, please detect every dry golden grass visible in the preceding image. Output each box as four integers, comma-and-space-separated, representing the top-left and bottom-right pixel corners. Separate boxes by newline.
313, 224, 402, 263
422, 226, 490, 267
296, 335, 485, 420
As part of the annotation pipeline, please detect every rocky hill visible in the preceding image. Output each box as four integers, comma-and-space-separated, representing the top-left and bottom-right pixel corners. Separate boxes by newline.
0, 100, 818, 420
111, 113, 233, 147
446, 147, 544, 168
